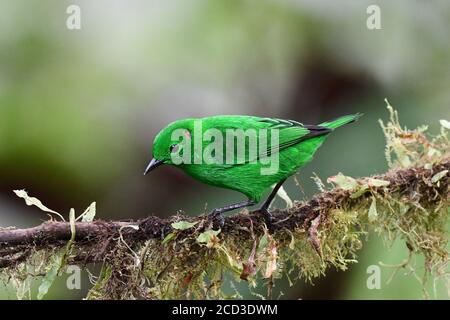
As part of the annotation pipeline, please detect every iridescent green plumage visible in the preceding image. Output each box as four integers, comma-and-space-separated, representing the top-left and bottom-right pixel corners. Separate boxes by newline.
145, 114, 361, 219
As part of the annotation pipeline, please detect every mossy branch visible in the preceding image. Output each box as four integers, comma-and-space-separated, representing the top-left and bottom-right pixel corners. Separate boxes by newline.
0, 103, 449, 299
0, 160, 448, 264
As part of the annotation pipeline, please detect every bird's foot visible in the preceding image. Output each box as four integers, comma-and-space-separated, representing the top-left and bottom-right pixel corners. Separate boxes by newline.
258, 207, 274, 233
207, 209, 225, 228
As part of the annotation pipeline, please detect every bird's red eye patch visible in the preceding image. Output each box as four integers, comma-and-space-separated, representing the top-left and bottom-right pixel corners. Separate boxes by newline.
183, 130, 191, 140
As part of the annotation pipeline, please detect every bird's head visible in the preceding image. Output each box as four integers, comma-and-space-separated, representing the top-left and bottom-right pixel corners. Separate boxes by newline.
144, 118, 195, 175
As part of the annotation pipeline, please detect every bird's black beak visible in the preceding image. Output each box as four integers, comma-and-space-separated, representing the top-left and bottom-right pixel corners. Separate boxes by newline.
143, 158, 165, 175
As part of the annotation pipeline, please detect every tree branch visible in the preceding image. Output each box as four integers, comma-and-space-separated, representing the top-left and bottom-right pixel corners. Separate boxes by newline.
1, 159, 448, 270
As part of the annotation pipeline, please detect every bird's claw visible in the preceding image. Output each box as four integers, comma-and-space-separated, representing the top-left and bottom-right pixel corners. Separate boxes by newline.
259, 208, 274, 233
208, 210, 225, 228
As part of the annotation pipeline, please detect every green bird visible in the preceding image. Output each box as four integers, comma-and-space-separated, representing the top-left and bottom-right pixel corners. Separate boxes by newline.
144, 114, 361, 224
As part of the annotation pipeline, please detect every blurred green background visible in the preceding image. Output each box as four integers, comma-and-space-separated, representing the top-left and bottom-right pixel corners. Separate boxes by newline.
0, 0, 449, 299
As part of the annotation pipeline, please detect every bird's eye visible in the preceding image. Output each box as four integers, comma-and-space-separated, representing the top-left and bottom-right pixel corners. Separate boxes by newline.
169, 144, 179, 153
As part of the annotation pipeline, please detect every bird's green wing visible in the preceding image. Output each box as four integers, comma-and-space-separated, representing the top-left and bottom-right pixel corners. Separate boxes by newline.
257, 118, 331, 155
201, 116, 331, 166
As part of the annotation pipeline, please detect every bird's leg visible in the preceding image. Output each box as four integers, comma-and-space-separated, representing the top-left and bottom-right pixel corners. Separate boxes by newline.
258, 179, 287, 230
209, 199, 255, 227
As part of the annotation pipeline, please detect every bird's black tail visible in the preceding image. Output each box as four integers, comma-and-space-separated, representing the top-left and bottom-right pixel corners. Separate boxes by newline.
319, 113, 363, 130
